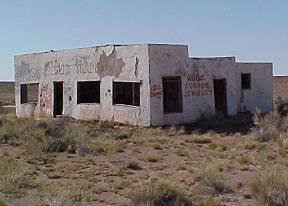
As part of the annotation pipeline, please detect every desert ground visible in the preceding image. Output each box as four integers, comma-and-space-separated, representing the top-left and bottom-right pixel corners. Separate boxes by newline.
0, 77, 287, 206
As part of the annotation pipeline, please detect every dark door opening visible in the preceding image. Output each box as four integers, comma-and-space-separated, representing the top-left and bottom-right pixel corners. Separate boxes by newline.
213, 79, 227, 116
53, 82, 63, 117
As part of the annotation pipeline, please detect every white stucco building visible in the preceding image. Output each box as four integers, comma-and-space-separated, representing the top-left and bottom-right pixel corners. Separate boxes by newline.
15, 44, 273, 126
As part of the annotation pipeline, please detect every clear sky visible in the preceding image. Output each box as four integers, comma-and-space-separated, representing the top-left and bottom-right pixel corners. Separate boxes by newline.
0, 0, 287, 81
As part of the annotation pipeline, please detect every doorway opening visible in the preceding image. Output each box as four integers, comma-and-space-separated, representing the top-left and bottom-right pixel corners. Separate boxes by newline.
53, 82, 63, 117
213, 79, 227, 116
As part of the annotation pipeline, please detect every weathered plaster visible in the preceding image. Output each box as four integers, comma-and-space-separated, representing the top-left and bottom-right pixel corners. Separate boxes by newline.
15, 44, 272, 126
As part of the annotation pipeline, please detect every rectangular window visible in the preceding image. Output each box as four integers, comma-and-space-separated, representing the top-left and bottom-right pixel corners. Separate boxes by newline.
241, 73, 251, 89
113, 82, 140, 106
20, 83, 39, 104
162, 76, 183, 114
77, 81, 100, 104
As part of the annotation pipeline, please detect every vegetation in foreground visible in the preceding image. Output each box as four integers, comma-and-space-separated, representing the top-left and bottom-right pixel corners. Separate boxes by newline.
0, 77, 288, 206
0, 107, 288, 206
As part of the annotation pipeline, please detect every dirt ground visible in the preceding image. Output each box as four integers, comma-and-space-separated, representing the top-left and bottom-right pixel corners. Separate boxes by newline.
0, 77, 287, 206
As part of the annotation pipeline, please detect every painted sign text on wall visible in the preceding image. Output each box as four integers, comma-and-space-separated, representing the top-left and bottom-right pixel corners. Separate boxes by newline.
184, 74, 212, 97
44, 58, 97, 76
150, 85, 161, 99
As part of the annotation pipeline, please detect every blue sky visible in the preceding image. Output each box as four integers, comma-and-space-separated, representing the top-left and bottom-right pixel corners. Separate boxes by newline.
0, 0, 287, 81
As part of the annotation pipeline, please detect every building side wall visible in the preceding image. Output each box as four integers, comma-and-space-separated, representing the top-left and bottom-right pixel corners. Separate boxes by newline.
148, 45, 273, 126
236, 63, 273, 113
148, 45, 239, 126
15, 45, 150, 126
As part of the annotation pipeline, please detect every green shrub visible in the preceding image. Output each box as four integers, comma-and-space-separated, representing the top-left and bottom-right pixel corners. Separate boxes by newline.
152, 143, 162, 150
198, 197, 221, 206
0, 199, 6, 206
142, 153, 160, 162
115, 166, 126, 177
208, 143, 218, 150
237, 155, 252, 165
279, 147, 288, 156
249, 165, 288, 206
175, 148, 189, 157
130, 178, 190, 206
113, 129, 131, 140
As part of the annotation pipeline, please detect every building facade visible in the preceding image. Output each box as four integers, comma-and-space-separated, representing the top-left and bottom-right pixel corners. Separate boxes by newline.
15, 44, 273, 126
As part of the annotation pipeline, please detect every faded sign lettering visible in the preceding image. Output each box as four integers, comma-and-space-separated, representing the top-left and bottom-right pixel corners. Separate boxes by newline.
150, 85, 161, 98
44, 59, 97, 76
184, 74, 212, 97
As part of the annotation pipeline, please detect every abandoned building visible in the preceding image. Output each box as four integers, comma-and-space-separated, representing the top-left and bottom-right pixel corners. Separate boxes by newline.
14, 44, 273, 126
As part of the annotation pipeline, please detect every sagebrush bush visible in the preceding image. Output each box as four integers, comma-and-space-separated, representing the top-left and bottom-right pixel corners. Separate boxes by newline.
237, 155, 253, 165
253, 112, 288, 142
175, 148, 189, 157
126, 160, 141, 170
0, 199, 6, 206
142, 153, 160, 162
249, 165, 288, 206
191, 135, 212, 144
130, 178, 190, 206
0, 117, 34, 143
277, 98, 288, 117
198, 197, 221, 206
198, 161, 231, 195
0, 155, 35, 194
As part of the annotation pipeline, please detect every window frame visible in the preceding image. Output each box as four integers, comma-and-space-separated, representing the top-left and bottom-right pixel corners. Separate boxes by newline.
20, 83, 39, 104
112, 80, 141, 107
162, 76, 183, 114
77, 81, 101, 104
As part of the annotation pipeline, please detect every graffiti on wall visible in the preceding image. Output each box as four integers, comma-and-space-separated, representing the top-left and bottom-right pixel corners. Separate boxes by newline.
150, 85, 162, 99
39, 84, 52, 114
184, 74, 212, 97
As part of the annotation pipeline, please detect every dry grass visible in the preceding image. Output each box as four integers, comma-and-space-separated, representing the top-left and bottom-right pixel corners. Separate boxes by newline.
126, 160, 141, 170
0, 77, 287, 205
0, 155, 36, 195
197, 160, 231, 195
249, 165, 288, 206
141, 153, 160, 162
130, 178, 190, 206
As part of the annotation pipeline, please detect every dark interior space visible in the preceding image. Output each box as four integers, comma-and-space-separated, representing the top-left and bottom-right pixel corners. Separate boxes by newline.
213, 79, 227, 116
20, 83, 39, 104
113, 82, 140, 106
162, 76, 183, 114
53, 82, 63, 117
77, 81, 100, 104
241, 73, 251, 89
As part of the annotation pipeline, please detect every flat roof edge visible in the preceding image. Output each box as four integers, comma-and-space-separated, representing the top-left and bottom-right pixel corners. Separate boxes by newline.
14, 43, 189, 57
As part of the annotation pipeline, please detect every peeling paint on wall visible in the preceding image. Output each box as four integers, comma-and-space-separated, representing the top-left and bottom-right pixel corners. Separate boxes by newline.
97, 49, 125, 78
14, 44, 272, 126
39, 84, 52, 115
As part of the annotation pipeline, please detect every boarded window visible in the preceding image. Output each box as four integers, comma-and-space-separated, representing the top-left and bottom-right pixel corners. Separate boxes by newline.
20, 83, 39, 104
162, 76, 183, 114
113, 82, 140, 106
241, 73, 251, 89
77, 81, 100, 104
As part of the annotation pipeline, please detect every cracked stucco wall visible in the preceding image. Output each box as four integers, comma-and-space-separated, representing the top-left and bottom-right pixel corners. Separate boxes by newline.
236, 63, 273, 113
148, 45, 272, 125
15, 45, 150, 126
14, 44, 272, 126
